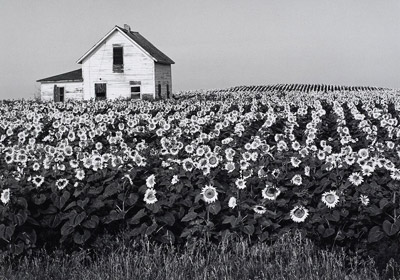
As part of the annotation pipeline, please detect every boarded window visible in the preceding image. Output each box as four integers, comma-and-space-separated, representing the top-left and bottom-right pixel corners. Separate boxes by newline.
95, 83, 107, 100
130, 81, 141, 100
113, 45, 123, 73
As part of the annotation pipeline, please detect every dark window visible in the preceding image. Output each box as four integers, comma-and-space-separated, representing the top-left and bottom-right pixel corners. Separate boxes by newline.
95, 83, 107, 100
166, 84, 170, 98
59, 87, 65, 102
113, 46, 123, 73
130, 81, 141, 100
158, 83, 162, 99
53, 85, 59, 102
53, 85, 65, 102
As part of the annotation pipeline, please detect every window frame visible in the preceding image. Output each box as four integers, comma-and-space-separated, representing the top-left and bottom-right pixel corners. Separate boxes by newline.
113, 45, 124, 73
130, 81, 141, 100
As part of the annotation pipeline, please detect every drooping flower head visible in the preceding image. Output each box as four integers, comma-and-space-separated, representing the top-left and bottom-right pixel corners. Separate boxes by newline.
201, 185, 218, 204
228, 197, 237, 209
144, 188, 157, 204
1, 189, 10, 204
146, 174, 156, 188
360, 194, 370, 206
55, 179, 69, 190
32, 175, 45, 188
171, 175, 179, 185
253, 205, 266, 214
390, 169, 400, 181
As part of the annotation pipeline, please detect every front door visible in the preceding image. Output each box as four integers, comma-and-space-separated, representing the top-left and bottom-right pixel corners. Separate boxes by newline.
53, 85, 60, 102
95, 83, 107, 100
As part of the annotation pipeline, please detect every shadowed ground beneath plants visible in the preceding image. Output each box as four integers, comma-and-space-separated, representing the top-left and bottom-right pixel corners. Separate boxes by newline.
1, 230, 398, 280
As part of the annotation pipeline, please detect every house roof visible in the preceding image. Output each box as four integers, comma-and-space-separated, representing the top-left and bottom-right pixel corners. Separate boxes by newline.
117, 26, 175, 65
37, 69, 83, 82
76, 25, 175, 65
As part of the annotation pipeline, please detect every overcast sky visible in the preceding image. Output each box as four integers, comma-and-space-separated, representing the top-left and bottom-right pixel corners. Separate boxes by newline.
1, 0, 400, 99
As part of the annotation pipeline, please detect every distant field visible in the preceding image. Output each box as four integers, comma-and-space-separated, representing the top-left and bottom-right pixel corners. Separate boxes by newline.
1, 85, 400, 277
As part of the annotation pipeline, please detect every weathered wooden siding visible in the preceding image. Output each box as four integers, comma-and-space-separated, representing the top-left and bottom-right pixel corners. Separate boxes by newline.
41, 82, 83, 101
81, 30, 155, 100
154, 63, 172, 99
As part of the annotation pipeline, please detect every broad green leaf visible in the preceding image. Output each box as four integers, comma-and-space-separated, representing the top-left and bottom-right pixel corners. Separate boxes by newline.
368, 226, 385, 243
382, 220, 400, 237
181, 211, 197, 222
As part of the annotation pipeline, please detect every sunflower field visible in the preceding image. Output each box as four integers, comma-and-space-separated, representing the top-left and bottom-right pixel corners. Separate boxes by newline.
1, 87, 400, 259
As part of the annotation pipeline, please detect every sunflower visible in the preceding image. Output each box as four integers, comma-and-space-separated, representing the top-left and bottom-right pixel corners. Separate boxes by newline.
359, 194, 370, 206
146, 174, 156, 188
32, 162, 40, 171
304, 166, 310, 176
253, 205, 266, 214
358, 148, 369, 159
1, 189, 10, 204
390, 169, 400, 181
235, 178, 247, 190
95, 142, 103, 150
32, 175, 45, 187
69, 159, 79, 169
196, 147, 205, 157
240, 160, 249, 170
182, 159, 194, 172
290, 206, 309, 223
201, 185, 218, 204
290, 157, 301, 168
321, 190, 340, 208
228, 197, 237, 209
317, 150, 326, 161
75, 169, 85, 181
144, 188, 158, 204
262, 185, 281, 200
224, 162, 235, 173
171, 175, 179, 185
292, 141, 301, 151
291, 174, 302, 186
55, 179, 69, 190
348, 172, 363, 186
271, 169, 280, 178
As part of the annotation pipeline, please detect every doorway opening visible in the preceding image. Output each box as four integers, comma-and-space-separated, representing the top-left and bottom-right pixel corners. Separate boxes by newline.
95, 83, 107, 100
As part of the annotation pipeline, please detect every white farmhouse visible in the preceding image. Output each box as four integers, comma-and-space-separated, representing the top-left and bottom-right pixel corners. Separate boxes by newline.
37, 24, 174, 101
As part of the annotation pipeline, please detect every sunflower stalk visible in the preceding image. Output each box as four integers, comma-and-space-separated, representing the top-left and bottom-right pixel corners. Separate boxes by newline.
393, 191, 397, 223
206, 205, 210, 243
237, 189, 241, 218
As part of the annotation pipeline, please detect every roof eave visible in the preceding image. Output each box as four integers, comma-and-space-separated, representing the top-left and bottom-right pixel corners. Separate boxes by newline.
155, 60, 175, 65
76, 26, 119, 64
37, 79, 83, 83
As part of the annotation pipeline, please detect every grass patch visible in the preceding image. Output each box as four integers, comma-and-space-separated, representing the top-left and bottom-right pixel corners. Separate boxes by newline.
1, 230, 399, 280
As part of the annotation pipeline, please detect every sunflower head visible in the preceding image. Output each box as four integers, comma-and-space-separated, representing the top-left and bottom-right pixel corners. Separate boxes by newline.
201, 185, 218, 204
290, 206, 309, 223
321, 190, 339, 209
